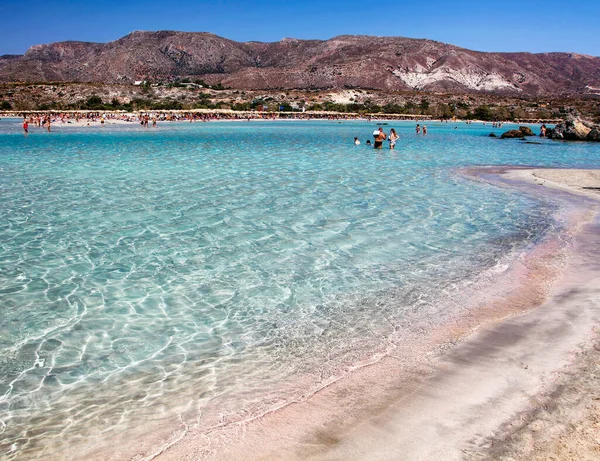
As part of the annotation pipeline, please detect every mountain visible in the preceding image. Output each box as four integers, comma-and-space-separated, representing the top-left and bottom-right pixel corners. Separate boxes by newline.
1, 31, 599, 96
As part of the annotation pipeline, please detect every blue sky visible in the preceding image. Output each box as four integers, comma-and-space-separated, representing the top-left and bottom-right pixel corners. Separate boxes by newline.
2, 0, 599, 56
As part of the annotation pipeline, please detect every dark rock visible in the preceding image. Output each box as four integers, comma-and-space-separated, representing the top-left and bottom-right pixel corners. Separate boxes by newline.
488, 132, 497, 137
586, 128, 600, 141
501, 129, 525, 139
519, 126, 535, 136
551, 118, 594, 140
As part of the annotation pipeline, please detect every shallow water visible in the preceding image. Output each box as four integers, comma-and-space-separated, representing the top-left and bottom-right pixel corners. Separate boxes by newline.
1, 119, 599, 458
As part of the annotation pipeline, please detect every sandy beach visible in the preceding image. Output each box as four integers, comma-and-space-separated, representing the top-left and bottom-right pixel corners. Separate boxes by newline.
146, 168, 600, 461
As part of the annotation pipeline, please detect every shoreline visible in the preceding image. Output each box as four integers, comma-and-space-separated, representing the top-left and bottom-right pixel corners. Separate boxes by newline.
149, 167, 600, 461
0, 113, 549, 127
3, 166, 598, 460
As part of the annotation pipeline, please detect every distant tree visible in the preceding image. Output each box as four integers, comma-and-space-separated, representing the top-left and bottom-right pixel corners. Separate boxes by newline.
130, 98, 153, 109
535, 109, 552, 120
87, 95, 103, 105
232, 102, 250, 111
0, 101, 12, 110
152, 100, 183, 110
442, 104, 456, 119
347, 103, 367, 113
193, 100, 218, 109
472, 105, 493, 121
404, 102, 417, 113
383, 103, 405, 114
37, 103, 54, 110
79, 95, 106, 110
511, 107, 526, 120
492, 106, 511, 121
323, 102, 347, 112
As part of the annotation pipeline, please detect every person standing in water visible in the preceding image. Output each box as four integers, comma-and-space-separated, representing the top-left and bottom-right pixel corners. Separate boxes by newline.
422, 125, 427, 135
388, 128, 399, 149
416, 124, 421, 134
373, 127, 387, 149
22, 117, 29, 133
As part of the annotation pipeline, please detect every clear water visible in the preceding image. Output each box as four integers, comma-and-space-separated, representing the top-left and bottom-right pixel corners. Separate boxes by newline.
1, 119, 599, 458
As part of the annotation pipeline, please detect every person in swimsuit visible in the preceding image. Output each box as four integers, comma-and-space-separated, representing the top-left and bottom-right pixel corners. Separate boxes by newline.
22, 117, 29, 133
389, 128, 399, 149
373, 127, 386, 148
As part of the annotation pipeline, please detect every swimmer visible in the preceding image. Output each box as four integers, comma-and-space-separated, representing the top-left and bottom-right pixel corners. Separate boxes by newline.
354, 137, 361, 145
416, 124, 421, 134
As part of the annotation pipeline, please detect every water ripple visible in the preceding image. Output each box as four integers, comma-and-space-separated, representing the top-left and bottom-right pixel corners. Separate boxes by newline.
1, 119, 599, 458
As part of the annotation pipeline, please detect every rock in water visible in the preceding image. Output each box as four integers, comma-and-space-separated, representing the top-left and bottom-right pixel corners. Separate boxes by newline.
501, 129, 525, 139
519, 126, 535, 136
489, 132, 497, 137
551, 116, 596, 141
586, 128, 600, 141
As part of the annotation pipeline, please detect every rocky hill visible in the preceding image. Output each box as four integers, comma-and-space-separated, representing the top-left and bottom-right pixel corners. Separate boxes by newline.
1, 31, 599, 96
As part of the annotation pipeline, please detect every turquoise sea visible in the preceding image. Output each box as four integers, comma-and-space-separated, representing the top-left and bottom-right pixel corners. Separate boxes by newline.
1, 119, 600, 458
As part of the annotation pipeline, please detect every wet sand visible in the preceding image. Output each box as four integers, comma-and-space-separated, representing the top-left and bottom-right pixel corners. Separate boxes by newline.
151, 168, 600, 461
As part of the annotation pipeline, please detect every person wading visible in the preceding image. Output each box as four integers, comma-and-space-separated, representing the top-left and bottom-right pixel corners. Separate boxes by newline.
373, 127, 387, 148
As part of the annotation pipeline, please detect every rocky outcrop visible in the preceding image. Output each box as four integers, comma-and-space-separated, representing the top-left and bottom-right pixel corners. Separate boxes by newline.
501, 130, 526, 139
1, 31, 600, 95
587, 128, 600, 141
518, 126, 535, 136
501, 126, 536, 139
550, 117, 600, 141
